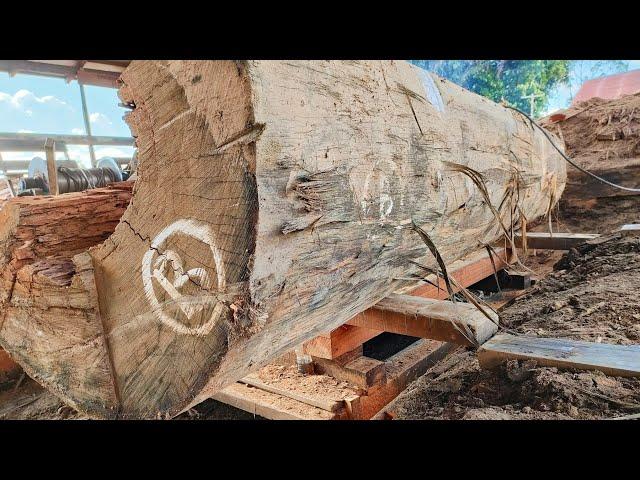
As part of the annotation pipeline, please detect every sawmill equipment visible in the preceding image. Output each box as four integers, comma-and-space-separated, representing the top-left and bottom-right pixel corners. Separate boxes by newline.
16, 156, 129, 196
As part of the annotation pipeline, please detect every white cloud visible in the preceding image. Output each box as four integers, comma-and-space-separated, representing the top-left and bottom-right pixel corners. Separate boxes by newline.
0, 89, 69, 110
18, 129, 34, 133
94, 146, 131, 158
89, 112, 112, 125
71, 127, 85, 135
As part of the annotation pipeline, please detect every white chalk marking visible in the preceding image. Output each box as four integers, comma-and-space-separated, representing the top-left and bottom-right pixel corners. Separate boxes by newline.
141, 219, 226, 336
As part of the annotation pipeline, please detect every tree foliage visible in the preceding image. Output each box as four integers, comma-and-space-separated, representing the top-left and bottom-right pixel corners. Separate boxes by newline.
411, 60, 570, 117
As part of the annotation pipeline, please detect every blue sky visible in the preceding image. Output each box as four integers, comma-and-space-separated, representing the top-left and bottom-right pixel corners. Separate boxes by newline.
2, 60, 640, 169
0, 74, 133, 168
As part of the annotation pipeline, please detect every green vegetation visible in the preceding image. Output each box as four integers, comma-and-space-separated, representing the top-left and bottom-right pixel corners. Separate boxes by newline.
412, 60, 631, 117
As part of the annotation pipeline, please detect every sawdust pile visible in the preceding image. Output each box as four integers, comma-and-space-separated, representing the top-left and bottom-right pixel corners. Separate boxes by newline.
540, 92, 640, 170
390, 234, 640, 420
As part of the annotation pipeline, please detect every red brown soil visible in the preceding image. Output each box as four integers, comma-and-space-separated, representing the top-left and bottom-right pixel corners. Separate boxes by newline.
539, 92, 640, 169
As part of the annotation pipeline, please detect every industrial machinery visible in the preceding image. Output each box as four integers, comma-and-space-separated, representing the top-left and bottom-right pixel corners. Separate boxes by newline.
17, 156, 130, 196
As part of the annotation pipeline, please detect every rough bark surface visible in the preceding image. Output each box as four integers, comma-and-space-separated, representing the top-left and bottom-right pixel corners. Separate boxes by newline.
1, 61, 566, 418
0, 184, 132, 416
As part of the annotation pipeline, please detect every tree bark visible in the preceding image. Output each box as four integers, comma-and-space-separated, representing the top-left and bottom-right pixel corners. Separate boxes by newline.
1, 61, 566, 418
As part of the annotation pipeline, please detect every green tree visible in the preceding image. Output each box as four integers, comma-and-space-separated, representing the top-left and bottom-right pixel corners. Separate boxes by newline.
411, 60, 570, 117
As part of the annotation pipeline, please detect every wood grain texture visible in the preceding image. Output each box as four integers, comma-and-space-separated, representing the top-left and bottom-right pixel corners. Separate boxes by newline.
478, 334, 640, 377
0, 61, 566, 418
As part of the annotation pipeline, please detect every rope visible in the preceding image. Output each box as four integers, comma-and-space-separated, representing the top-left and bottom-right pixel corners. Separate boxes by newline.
504, 104, 640, 193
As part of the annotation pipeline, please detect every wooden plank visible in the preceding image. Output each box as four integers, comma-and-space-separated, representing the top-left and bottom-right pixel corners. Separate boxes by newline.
304, 247, 511, 360
241, 374, 343, 412
348, 294, 498, 346
213, 383, 339, 420
399, 247, 513, 299
478, 334, 640, 377
303, 325, 381, 359
313, 355, 386, 389
514, 232, 600, 250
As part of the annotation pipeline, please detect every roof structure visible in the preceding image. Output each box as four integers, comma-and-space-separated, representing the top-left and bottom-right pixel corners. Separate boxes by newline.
0, 60, 131, 88
573, 69, 640, 105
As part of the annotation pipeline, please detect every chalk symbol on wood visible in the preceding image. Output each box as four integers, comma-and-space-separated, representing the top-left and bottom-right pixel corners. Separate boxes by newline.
141, 219, 226, 336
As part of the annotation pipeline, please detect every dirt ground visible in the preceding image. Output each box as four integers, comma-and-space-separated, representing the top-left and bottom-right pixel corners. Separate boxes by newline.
390, 232, 640, 420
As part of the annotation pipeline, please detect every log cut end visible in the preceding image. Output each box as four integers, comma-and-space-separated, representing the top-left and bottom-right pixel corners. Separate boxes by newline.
88, 61, 260, 417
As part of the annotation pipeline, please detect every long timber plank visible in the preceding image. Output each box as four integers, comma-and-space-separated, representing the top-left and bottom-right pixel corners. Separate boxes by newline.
304, 247, 512, 359
478, 334, 640, 377
514, 232, 600, 250
213, 383, 340, 420
347, 294, 498, 346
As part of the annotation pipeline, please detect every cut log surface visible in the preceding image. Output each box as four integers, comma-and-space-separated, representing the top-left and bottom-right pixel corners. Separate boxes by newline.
0, 61, 566, 418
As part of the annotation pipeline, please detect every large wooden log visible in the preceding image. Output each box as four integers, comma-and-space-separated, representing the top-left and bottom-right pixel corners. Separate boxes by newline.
0, 61, 566, 418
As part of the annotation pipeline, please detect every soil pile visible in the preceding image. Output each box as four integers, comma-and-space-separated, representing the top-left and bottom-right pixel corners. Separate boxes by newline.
391, 234, 640, 420
540, 92, 640, 170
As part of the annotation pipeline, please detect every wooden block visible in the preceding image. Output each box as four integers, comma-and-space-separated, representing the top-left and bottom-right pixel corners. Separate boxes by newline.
360, 340, 456, 419
478, 334, 640, 377
303, 324, 381, 360
514, 232, 600, 250
348, 294, 498, 346
313, 354, 386, 389
213, 383, 340, 420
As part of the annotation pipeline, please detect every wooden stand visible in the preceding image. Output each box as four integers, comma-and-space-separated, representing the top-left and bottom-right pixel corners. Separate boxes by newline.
212, 247, 512, 420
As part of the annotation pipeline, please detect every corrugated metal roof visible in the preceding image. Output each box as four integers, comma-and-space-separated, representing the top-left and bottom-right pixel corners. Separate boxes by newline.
573, 69, 640, 105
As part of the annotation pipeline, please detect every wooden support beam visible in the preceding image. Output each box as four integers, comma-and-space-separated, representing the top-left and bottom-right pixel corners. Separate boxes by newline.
303, 325, 381, 360
347, 294, 498, 346
44, 138, 59, 195
400, 247, 513, 299
478, 334, 640, 377
0, 132, 134, 148
240, 374, 343, 412
0, 348, 21, 384
213, 383, 340, 420
361, 340, 456, 419
303, 247, 511, 360
514, 232, 600, 250
313, 354, 386, 389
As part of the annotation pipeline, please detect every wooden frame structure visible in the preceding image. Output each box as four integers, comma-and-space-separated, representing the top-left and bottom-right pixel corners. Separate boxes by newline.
212, 247, 514, 420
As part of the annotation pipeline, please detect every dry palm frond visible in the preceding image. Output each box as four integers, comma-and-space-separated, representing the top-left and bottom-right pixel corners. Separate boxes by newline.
443, 160, 534, 273
410, 222, 504, 347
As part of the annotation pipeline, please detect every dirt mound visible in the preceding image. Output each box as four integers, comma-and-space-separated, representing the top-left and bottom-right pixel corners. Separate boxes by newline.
503, 233, 640, 345
540, 93, 640, 170
391, 234, 640, 420
391, 350, 640, 420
